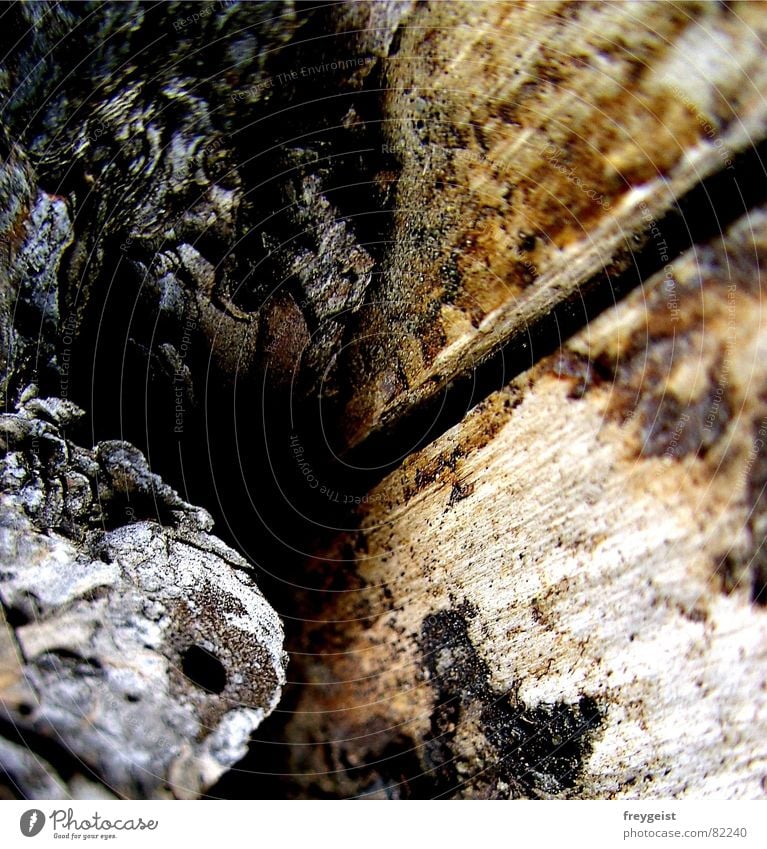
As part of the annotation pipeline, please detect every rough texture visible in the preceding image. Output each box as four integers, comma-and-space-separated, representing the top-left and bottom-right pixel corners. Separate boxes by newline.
0, 144, 73, 405
0, 2, 310, 798
3, 0, 767, 802
0, 0, 414, 421
330, 0, 767, 453
0, 391, 287, 799
281, 207, 767, 799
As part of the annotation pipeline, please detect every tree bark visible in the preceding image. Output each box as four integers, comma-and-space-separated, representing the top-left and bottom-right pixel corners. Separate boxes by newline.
2, 0, 767, 801
0, 0, 413, 801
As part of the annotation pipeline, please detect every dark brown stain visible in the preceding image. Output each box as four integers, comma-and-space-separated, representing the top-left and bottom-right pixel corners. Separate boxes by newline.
640, 378, 731, 459
416, 603, 603, 798
720, 410, 767, 605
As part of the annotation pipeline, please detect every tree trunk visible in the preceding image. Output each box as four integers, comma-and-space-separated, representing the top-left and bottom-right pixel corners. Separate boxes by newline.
2, 0, 767, 800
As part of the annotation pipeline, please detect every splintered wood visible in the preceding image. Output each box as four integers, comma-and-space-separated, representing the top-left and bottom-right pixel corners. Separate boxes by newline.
4, 0, 767, 803
335, 0, 767, 452
286, 208, 767, 799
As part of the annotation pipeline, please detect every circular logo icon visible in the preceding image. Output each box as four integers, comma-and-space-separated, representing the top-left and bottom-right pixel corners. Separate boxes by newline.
20, 810, 46, 837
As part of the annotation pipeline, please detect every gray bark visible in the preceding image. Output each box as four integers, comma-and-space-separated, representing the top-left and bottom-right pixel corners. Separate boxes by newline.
1, 0, 413, 800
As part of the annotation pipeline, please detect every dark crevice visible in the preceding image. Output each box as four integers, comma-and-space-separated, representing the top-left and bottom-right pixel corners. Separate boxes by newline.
0, 715, 118, 798
4, 0, 767, 801
2, 603, 31, 629
182, 645, 228, 695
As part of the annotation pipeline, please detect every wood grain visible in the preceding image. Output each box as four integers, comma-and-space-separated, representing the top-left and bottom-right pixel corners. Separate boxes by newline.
285, 206, 767, 799
332, 0, 767, 453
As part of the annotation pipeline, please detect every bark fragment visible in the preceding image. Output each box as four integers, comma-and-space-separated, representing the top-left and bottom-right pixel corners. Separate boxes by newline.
0, 392, 287, 799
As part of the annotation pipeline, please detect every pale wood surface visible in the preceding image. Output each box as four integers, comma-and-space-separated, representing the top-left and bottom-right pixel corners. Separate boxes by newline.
285, 207, 767, 798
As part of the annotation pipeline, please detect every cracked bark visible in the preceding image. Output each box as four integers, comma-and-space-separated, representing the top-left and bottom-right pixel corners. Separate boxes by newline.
1, 0, 767, 800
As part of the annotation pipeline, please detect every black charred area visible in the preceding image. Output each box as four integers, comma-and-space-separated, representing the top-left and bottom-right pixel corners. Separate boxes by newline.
251, 603, 604, 800
413, 605, 603, 799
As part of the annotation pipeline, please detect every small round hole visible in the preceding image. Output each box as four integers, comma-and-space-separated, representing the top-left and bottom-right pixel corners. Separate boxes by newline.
181, 645, 227, 694
5, 605, 31, 627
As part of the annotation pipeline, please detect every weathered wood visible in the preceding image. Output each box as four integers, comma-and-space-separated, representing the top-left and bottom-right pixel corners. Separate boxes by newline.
0, 138, 288, 795
331, 0, 767, 453
283, 207, 767, 799
4, 0, 767, 802
0, 394, 287, 799
0, 2, 306, 798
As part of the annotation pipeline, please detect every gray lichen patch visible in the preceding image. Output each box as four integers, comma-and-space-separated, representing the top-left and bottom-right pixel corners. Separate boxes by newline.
0, 396, 287, 799
0, 491, 287, 799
